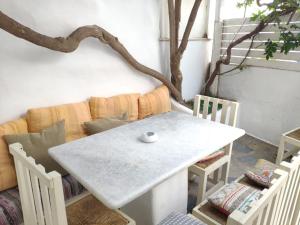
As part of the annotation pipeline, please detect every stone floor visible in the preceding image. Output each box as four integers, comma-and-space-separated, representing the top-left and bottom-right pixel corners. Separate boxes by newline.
187, 134, 278, 212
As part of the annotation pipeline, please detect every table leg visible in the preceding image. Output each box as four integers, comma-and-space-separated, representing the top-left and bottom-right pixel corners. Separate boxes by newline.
121, 169, 188, 225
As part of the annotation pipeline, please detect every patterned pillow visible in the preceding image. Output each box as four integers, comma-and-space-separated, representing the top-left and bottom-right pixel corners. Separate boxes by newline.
245, 159, 278, 188
158, 212, 206, 225
208, 183, 261, 216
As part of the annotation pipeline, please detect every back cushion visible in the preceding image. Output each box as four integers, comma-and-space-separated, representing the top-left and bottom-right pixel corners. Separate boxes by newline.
138, 85, 171, 119
27, 101, 92, 141
89, 94, 140, 121
0, 118, 28, 191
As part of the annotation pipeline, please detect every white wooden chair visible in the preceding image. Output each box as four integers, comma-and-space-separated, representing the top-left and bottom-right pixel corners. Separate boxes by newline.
189, 95, 239, 204
193, 168, 288, 225
276, 127, 300, 164
9, 143, 135, 225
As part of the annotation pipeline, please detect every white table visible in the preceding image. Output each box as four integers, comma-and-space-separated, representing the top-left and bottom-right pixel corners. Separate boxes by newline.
49, 111, 245, 225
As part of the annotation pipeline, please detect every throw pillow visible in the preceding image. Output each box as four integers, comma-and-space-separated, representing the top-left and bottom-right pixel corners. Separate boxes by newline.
4, 120, 68, 175
208, 182, 261, 216
84, 116, 128, 135
138, 85, 171, 119
245, 159, 278, 188
89, 94, 140, 121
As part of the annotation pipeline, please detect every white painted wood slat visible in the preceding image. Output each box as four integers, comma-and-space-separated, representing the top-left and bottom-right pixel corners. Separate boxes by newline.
218, 13, 300, 72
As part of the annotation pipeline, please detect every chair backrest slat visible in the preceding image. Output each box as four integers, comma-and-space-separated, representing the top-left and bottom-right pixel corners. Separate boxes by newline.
193, 95, 239, 127
211, 98, 219, 122
9, 143, 68, 225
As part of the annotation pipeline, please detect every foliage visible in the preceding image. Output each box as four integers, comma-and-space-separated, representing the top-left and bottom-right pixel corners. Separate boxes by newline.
237, 0, 300, 60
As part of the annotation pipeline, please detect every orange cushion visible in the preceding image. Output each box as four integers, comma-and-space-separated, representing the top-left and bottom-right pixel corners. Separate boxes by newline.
0, 118, 28, 191
27, 102, 92, 141
89, 94, 140, 121
138, 85, 171, 119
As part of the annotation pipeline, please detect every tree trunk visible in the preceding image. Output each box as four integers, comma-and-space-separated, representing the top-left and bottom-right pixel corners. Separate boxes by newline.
0, 10, 184, 103
168, 0, 203, 96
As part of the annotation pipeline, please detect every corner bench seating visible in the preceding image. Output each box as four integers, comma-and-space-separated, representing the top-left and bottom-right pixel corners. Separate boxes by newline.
193, 151, 300, 225
0, 85, 177, 225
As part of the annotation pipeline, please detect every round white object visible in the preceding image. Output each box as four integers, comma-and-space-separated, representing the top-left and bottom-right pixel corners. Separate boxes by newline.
140, 132, 158, 143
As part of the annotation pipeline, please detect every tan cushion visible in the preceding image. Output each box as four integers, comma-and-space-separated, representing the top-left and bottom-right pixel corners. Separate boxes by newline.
138, 85, 171, 119
196, 150, 225, 168
26, 101, 92, 141
89, 94, 140, 121
0, 118, 28, 191
84, 115, 128, 135
4, 120, 68, 176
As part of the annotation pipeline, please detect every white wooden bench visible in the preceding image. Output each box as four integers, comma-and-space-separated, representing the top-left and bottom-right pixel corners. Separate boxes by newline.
192, 151, 300, 225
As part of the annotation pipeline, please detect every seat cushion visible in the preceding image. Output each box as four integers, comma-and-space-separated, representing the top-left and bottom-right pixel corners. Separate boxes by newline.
196, 151, 225, 168
89, 94, 140, 121
0, 175, 85, 225
67, 195, 129, 225
26, 101, 92, 141
0, 119, 28, 191
245, 159, 278, 188
158, 212, 206, 225
138, 85, 171, 119
208, 182, 261, 216
4, 121, 68, 176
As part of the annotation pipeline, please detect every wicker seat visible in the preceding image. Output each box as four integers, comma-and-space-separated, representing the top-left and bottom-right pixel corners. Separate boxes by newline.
9, 143, 135, 225
67, 195, 129, 225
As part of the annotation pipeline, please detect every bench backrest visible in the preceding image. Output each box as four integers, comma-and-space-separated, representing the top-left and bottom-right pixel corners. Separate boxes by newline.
9, 143, 68, 225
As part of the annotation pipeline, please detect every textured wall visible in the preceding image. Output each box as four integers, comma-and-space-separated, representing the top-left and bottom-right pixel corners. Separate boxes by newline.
219, 67, 300, 145
0, 0, 162, 123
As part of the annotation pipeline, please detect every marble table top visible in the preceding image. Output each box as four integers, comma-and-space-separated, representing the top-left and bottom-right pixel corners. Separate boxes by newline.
49, 111, 245, 209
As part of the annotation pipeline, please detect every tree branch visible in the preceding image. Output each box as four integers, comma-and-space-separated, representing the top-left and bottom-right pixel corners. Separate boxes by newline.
0, 10, 183, 103
175, 0, 182, 48
178, 0, 203, 55
168, 0, 176, 57
204, 8, 296, 93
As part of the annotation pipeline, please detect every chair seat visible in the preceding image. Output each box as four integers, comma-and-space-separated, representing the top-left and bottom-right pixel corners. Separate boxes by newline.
158, 212, 207, 225
287, 128, 300, 140
67, 195, 129, 225
196, 151, 226, 168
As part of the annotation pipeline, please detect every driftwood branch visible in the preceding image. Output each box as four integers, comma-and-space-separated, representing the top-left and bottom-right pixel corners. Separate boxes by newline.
0, 10, 184, 103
